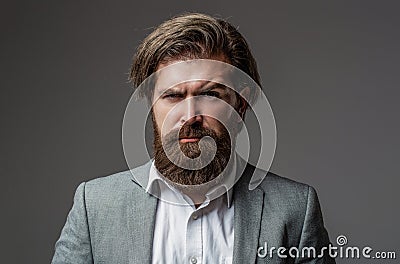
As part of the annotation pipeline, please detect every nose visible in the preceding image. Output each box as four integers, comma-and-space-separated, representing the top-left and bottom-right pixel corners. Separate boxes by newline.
180, 97, 203, 125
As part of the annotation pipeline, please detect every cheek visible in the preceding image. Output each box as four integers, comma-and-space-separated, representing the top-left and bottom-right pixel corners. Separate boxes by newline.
152, 103, 180, 136
205, 105, 235, 125
203, 117, 226, 135
152, 104, 166, 133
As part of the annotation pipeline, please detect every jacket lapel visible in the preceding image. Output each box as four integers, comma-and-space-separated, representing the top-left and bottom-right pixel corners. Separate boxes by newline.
127, 161, 158, 264
233, 164, 265, 264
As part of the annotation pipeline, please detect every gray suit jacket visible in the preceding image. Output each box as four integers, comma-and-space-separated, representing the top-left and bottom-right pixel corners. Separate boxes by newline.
52, 161, 335, 264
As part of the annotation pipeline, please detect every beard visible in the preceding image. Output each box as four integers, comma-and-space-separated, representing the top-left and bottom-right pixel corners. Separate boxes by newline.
153, 117, 232, 186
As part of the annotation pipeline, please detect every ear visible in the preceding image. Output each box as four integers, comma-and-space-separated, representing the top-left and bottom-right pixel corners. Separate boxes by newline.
237, 87, 250, 121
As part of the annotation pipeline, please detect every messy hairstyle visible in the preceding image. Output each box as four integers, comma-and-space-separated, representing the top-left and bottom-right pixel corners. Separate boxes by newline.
129, 12, 261, 105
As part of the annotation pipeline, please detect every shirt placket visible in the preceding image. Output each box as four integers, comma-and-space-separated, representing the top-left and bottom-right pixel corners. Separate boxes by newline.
185, 209, 203, 264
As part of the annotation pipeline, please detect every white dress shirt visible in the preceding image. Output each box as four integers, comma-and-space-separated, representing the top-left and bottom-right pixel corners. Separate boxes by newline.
146, 157, 237, 264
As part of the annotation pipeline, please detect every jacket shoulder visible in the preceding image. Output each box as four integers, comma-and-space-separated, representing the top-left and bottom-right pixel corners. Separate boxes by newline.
261, 171, 311, 196
85, 170, 134, 188
82, 170, 146, 205
251, 168, 314, 217
242, 162, 311, 198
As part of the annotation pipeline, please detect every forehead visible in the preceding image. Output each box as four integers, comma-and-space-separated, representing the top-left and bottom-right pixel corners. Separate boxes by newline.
154, 59, 236, 93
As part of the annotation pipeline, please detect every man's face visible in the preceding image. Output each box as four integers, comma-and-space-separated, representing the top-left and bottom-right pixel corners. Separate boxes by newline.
152, 60, 241, 141
151, 57, 245, 186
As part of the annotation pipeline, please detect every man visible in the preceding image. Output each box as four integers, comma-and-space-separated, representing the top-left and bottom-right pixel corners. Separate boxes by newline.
52, 13, 335, 264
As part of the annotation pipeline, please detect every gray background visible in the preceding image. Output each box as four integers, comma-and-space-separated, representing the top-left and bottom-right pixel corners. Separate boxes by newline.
1, 0, 399, 263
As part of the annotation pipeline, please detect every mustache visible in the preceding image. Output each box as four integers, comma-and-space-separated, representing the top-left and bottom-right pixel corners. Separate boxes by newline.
164, 124, 218, 142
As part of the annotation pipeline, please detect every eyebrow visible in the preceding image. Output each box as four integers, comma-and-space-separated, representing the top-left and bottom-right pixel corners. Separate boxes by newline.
157, 86, 184, 95
157, 82, 229, 95
205, 83, 228, 91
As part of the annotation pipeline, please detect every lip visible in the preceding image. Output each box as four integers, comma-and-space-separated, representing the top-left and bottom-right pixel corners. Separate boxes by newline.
179, 138, 200, 143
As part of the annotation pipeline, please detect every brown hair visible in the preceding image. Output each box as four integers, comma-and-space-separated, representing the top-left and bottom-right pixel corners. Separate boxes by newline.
129, 12, 261, 104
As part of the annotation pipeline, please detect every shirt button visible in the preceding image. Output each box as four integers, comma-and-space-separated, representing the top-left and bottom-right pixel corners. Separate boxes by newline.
190, 257, 197, 264
192, 214, 198, 220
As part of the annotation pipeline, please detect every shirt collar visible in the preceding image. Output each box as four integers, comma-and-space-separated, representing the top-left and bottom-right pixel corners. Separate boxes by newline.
145, 154, 237, 208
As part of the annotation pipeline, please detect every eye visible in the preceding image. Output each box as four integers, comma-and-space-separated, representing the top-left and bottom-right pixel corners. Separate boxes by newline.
162, 93, 183, 100
201, 91, 221, 98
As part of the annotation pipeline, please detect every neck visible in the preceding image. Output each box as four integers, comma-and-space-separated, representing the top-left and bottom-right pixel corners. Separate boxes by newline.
181, 189, 207, 207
